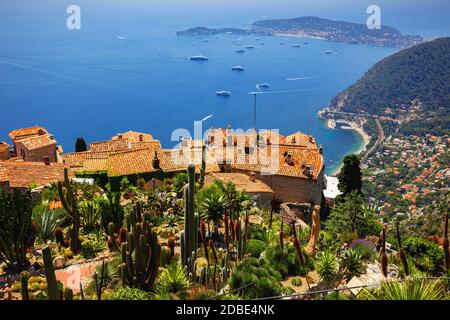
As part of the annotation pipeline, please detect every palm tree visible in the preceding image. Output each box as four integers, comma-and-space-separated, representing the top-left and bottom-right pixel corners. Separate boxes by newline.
198, 185, 228, 236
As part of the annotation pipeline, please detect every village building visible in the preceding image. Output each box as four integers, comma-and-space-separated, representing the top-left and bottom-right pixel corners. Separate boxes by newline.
205, 172, 274, 210
0, 142, 11, 160
206, 127, 326, 205
8, 126, 58, 162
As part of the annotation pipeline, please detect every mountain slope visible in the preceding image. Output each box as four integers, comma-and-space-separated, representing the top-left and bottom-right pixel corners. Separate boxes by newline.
329, 37, 450, 117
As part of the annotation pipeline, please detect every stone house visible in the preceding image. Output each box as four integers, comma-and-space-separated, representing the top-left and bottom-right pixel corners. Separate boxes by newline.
0, 142, 10, 160
8, 126, 58, 162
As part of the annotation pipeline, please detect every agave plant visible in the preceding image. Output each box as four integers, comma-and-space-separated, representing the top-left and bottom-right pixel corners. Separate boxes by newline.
315, 251, 339, 286
32, 207, 67, 242
153, 263, 191, 299
363, 277, 446, 300
340, 249, 365, 278
163, 213, 183, 235
79, 200, 102, 231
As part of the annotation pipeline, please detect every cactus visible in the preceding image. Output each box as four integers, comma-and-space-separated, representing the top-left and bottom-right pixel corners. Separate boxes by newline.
199, 144, 206, 188
118, 203, 160, 291
0, 189, 34, 271
64, 287, 73, 300
224, 214, 230, 251
181, 164, 199, 272
107, 222, 118, 252
380, 226, 388, 277
396, 223, 409, 276
57, 168, 81, 253
20, 271, 30, 300
42, 246, 60, 300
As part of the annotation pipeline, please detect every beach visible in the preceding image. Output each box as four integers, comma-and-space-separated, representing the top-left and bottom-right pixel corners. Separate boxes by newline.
325, 118, 372, 176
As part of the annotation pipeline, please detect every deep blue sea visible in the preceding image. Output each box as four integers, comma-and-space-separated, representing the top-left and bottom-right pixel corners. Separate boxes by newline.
0, 1, 448, 174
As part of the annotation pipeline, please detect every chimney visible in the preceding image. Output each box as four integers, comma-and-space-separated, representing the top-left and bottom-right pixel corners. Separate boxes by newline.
139, 134, 143, 142
292, 136, 297, 144
319, 145, 323, 154
43, 156, 50, 165
285, 151, 294, 165
118, 134, 123, 140
38, 129, 45, 136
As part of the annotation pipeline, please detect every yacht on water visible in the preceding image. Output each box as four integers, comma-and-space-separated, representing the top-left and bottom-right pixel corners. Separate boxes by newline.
245, 45, 255, 49
190, 55, 209, 61
324, 51, 332, 55
216, 91, 231, 97
256, 83, 270, 89
231, 66, 245, 71
292, 44, 301, 48
236, 49, 245, 53
202, 39, 209, 42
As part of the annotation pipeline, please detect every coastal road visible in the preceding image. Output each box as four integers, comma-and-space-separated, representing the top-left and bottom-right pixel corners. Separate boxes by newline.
362, 118, 384, 164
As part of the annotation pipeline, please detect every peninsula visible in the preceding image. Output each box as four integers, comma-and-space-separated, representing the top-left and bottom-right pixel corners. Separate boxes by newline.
177, 16, 423, 48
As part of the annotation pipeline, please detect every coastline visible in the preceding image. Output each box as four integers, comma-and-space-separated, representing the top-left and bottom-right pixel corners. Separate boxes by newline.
325, 118, 371, 176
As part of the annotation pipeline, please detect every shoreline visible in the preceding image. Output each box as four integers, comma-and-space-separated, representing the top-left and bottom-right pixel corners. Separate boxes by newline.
324, 118, 371, 176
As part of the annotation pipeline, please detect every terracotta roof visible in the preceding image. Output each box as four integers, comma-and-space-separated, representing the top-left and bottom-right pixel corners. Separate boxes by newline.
107, 147, 160, 177
228, 144, 323, 180
80, 158, 108, 173
89, 139, 133, 152
0, 161, 73, 188
285, 132, 318, 149
112, 131, 154, 142
0, 142, 10, 153
107, 147, 220, 177
8, 126, 48, 141
18, 134, 57, 150
205, 172, 274, 194
62, 151, 109, 168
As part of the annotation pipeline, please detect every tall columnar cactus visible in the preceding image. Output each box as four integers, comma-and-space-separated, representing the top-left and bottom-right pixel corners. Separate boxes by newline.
396, 223, 409, 276
0, 190, 34, 271
181, 164, 199, 272
199, 144, 206, 188
443, 212, 449, 280
118, 203, 161, 291
42, 246, 60, 300
20, 271, 30, 300
380, 226, 388, 277
57, 168, 81, 253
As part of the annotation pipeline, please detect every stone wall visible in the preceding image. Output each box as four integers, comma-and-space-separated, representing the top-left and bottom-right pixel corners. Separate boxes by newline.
248, 191, 273, 211
15, 143, 57, 162
231, 168, 325, 205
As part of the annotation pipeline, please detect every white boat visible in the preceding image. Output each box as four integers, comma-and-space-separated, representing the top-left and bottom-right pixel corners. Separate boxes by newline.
235, 49, 245, 53
256, 37, 260, 40
245, 45, 255, 49
280, 42, 285, 45
216, 91, 231, 96
292, 44, 301, 48
190, 55, 209, 61
256, 83, 270, 89
202, 39, 209, 42
231, 66, 245, 71
325, 51, 332, 54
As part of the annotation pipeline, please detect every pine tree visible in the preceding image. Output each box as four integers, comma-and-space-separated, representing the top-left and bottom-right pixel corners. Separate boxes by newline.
337, 154, 362, 196
75, 137, 87, 152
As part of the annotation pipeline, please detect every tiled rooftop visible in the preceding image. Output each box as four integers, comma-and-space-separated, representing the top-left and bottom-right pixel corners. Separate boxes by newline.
8, 126, 48, 141
107, 147, 220, 177
112, 131, 154, 142
18, 134, 57, 150
205, 172, 274, 194
0, 161, 73, 188
62, 151, 110, 168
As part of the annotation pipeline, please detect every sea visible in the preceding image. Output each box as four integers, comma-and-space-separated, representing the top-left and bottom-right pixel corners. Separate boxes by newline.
0, 0, 448, 174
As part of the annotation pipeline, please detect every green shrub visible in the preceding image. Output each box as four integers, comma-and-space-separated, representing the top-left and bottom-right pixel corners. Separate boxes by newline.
108, 287, 151, 300
350, 239, 375, 260
265, 243, 314, 278
248, 224, 268, 242
339, 249, 365, 278
290, 277, 302, 286
80, 241, 96, 259
228, 257, 282, 299
403, 237, 444, 275
154, 263, 190, 299
247, 239, 266, 258
315, 251, 339, 286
